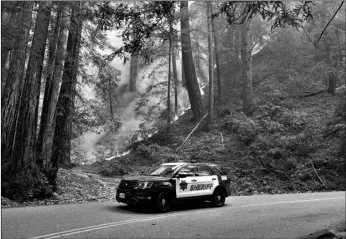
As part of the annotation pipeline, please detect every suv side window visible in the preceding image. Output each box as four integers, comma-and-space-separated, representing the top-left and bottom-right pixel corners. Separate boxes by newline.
178, 165, 196, 176
196, 165, 213, 176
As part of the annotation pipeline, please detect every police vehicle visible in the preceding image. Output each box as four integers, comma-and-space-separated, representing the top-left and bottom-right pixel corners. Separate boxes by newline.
116, 160, 231, 212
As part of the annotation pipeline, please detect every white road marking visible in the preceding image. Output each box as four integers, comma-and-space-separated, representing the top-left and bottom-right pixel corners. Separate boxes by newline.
30, 197, 344, 239
237, 197, 345, 208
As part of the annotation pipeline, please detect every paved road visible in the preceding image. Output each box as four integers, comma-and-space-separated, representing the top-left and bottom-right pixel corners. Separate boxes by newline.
2, 192, 345, 239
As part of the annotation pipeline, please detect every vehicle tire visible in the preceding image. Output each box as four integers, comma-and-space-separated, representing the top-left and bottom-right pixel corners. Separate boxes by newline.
211, 188, 225, 207
155, 191, 171, 213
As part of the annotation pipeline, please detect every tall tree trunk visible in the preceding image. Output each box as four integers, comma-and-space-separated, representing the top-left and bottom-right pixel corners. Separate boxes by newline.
129, 19, 139, 92
42, 9, 69, 170
206, 2, 214, 130
167, 16, 173, 135
241, 18, 253, 115
37, 2, 67, 170
180, 1, 204, 120
196, 39, 200, 70
325, 33, 337, 94
210, 4, 221, 101
233, 26, 241, 104
172, 37, 179, 115
6, 2, 51, 201
1, 2, 33, 159
181, 59, 186, 87
129, 55, 138, 92
51, 2, 83, 185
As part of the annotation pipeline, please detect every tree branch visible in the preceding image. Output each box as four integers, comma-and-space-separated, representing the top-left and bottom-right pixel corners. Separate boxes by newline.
317, 1, 344, 43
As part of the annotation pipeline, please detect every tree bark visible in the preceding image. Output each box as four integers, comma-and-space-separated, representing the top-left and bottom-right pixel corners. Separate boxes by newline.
180, 1, 204, 120
167, 18, 173, 135
241, 18, 253, 115
129, 18, 139, 92
1, 2, 33, 158
172, 37, 179, 115
206, 2, 214, 131
37, 2, 67, 169
6, 2, 51, 201
108, 76, 114, 117
324, 35, 337, 95
51, 2, 83, 178
210, 4, 221, 101
181, 60, 186, 87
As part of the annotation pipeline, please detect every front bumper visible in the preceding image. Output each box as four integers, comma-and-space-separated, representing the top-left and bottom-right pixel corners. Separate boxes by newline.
116, 189, 153, 205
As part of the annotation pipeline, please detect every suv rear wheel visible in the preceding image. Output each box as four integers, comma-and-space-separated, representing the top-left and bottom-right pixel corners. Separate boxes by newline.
211, 188, 225, 207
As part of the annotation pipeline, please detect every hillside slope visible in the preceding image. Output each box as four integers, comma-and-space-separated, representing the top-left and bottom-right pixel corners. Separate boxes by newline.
2, 88, 344, 208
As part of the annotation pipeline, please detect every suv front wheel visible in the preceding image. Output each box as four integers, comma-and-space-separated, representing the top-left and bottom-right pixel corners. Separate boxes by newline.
155, 191, 172, 212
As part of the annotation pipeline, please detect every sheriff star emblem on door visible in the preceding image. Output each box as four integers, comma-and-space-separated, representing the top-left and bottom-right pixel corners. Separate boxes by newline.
179, 180, 188, 191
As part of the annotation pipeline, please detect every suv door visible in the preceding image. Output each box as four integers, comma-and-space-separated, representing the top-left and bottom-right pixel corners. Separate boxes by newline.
174, 165, 199, 198
195, 165, 218, 196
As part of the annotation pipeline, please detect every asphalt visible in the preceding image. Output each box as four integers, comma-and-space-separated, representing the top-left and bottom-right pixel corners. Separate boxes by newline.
1, 191, 345, 239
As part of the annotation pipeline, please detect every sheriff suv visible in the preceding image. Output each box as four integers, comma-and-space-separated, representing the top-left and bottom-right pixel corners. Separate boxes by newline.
116, 161, 231, 212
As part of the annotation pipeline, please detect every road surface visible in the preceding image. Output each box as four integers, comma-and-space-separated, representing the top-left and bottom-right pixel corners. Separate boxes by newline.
1, 192, 345, 238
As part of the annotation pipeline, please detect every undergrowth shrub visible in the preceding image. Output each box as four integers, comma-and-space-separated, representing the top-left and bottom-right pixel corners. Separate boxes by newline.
135, 143, 188, 163
254, 79, 288, 105
324, 99, 346, 156
257, 117, 285, 134
279, 111, 309, 132
217, 105, 236, 117
223, 114, 258, 145
98, 164, 127, 176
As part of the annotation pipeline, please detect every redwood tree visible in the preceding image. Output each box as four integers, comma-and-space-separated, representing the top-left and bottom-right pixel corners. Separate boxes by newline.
5, 2, 51, 201
206, 2, 214, 130
172, 36, 179, 114
37, 2, 69, 169
240, 16, 253, 115
180, 1, 204, 120
211, 4, 222, 101
1, 2, 33, 158
51, 2, 84, 185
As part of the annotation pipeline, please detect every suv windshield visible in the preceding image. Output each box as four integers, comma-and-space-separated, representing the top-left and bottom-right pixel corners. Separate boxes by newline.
146, 164, 181, 177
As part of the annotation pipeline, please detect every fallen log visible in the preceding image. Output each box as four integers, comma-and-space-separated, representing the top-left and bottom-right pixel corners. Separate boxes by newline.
175, 113, 208, 152
300, 90, 325, 98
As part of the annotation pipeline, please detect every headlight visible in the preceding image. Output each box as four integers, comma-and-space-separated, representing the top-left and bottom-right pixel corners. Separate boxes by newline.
134, 181, 153, 189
